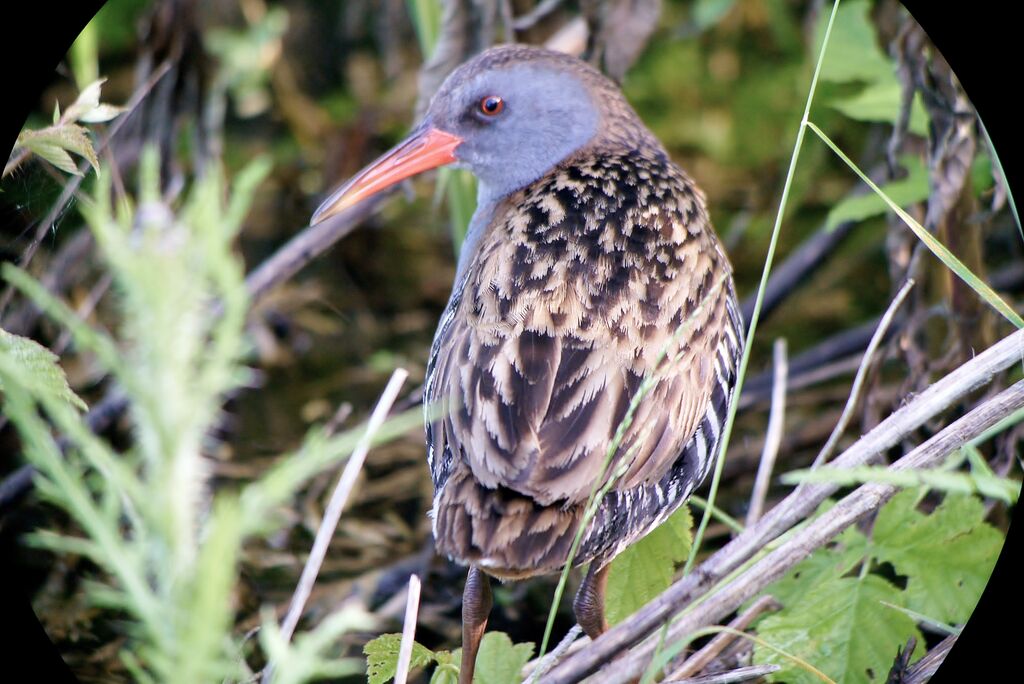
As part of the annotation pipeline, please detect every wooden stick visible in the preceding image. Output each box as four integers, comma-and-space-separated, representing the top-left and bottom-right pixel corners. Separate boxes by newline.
663, 664, 781, 684
394, 574, 422, 684
812, 278, 915, 467
746, 339, 787, 526
667, 596, 780, 680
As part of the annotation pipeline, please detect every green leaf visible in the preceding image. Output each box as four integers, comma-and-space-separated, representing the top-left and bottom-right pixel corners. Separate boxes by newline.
364, 633, 436, 684
829, 82, 929, 136
429, 649, 459, 684
755, 575, 922, 684
761, 524, 867, 611
24, 142, 81, 175
0, 328, 87, 411
816, 0, 893, 84
605, 505, 692, 625
16, 123, 100, 176
65, 78, 105, 121
474, 632, 534, 684
825, 156, 930, 231
870, 490, 1003, 624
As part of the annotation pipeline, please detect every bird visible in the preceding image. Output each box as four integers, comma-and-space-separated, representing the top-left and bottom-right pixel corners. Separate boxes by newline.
311, 44, 744, 683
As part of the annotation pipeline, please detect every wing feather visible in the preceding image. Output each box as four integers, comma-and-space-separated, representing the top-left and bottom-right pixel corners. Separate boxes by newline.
425, 153, 737, 507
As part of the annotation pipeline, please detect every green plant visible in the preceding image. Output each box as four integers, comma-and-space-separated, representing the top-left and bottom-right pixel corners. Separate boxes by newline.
752, 490, 1003, 683
0, 148, 421, 682
4, 78, 122, 179
365, 631, 533, 684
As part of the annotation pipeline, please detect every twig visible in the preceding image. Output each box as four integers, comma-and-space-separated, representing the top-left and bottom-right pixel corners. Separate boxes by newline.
733, 246, 1024, 406
543, 327, 1024, 683
52, 273, 114, 357
812, 278, 915, 467
0, 59, 174, 321
667, 596, 780, 680
394, 574, 422, 684
512, 0, 565, 30
262, 368, 409, 683
243, 193, 390, 305
605, 379, 1024, 682
525, 624, 583, 680
903, 633, 957, 684
663, 664, 781, 684
746, 339, 787, 526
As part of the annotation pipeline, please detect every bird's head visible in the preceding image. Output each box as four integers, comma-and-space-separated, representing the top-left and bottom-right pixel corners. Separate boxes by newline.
311, 44, 651, 224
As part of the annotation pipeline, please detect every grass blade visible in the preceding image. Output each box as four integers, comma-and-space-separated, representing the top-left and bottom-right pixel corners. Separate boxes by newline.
806, 120, 1023, 329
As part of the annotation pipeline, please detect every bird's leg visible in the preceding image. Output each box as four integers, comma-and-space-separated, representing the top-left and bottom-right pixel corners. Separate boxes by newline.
459, 566, 492, 684
573, 561, 610, 641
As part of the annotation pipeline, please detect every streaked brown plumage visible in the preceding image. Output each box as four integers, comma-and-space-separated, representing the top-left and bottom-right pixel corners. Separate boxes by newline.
313, 44, 744, 683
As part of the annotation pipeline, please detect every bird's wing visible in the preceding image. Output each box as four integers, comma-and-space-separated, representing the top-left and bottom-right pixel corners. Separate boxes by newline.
426, 159, 738, 507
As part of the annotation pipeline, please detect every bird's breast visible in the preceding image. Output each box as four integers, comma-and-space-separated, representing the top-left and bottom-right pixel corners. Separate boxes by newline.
463, 151, 723, 367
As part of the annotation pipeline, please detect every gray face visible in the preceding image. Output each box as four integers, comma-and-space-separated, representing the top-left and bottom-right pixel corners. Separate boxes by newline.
425, 64, 601, 201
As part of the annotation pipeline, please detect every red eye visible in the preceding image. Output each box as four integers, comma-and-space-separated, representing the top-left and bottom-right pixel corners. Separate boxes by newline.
479, 96, 504, 116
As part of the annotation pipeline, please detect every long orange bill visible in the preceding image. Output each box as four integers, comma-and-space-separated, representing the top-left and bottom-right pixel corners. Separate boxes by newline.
310, 126, 463, 225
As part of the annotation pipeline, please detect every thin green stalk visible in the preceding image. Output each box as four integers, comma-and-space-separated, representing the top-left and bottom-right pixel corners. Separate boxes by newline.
781, 463, 1020, 503
687, 495, 745, 535
979, 118, 1021, 243
806, 121, 1024, 329
683, 0, 843, 575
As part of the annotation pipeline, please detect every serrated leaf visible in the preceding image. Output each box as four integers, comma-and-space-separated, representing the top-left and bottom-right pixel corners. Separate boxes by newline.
23, 142, 81, 175
17, 124, 99, 175
474, 632, 534, 684
606, 505, 692, 625
816, 0, 893, 84
829, 82, 929, 136
761, 524, 868, 611
825, 156, 930, 231
755, 575, 922, 684
0, 328, 87, 411
869, 490, 1003, 624
364, 633, 436, 684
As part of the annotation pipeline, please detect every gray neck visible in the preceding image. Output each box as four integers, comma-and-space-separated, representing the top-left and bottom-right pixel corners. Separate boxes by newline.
454, 186, 500, 282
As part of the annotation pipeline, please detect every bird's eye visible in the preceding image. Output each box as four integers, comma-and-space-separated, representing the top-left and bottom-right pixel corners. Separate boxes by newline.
479, 96, 504, 116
